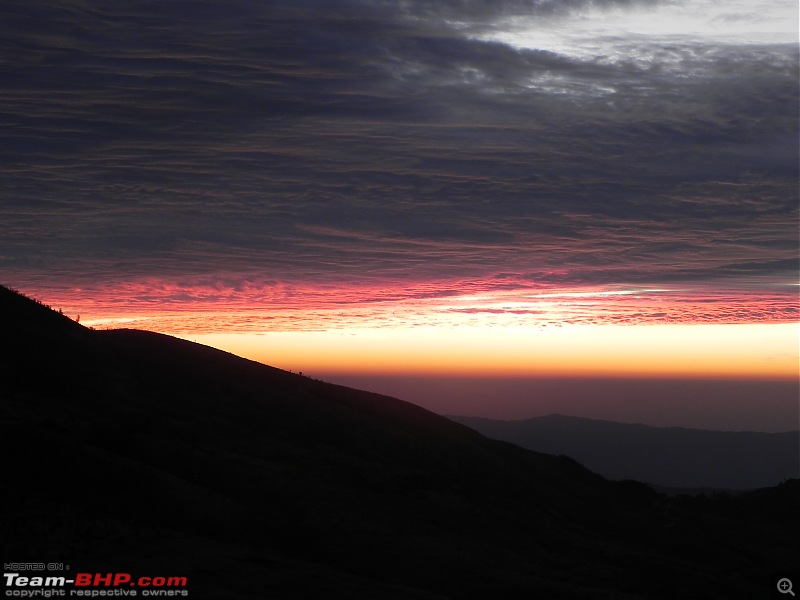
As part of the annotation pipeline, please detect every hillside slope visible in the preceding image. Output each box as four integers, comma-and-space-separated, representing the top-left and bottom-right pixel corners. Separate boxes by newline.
1, 285, 797, 599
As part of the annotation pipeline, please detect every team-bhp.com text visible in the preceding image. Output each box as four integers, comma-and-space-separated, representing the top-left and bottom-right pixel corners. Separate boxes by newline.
4, 573, 188, 597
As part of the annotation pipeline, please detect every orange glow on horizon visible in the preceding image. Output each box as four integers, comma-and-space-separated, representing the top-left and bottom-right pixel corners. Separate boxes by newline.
181, 323, 799, 380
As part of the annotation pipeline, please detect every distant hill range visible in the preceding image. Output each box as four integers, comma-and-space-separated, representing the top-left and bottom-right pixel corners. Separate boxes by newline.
1, 284, 798, 599
449, 414, 800, 490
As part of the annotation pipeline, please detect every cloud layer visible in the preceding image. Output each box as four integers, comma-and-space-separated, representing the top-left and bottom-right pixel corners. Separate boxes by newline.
1, 0, 797, 330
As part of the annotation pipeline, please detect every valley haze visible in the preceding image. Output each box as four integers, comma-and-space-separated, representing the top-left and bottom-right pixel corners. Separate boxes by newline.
450, 413, 800, 489
318, 372, 799, 432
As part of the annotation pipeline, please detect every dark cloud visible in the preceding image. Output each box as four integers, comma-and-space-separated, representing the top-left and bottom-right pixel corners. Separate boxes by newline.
0, 0, 797, 324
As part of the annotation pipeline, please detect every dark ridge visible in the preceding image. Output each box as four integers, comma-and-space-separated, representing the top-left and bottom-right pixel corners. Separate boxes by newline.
1, 285, 798, 599
0, 284, 86, 335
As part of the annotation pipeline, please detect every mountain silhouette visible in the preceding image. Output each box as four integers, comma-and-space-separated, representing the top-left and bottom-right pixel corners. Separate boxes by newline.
450, 414, 799, 490
1, 285, 798, 599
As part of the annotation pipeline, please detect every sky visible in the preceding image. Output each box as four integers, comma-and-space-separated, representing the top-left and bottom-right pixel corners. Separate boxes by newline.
2, 0, 798, 429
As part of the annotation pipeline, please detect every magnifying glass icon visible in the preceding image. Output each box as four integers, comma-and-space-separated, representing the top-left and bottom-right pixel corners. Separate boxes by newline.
778, 578, 795, 596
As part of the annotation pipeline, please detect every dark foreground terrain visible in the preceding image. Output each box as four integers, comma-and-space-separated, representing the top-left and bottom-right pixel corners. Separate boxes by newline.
1, 285, 798, 599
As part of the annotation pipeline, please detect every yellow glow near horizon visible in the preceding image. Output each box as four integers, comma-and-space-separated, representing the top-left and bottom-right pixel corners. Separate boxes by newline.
181, 322, 799, 380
